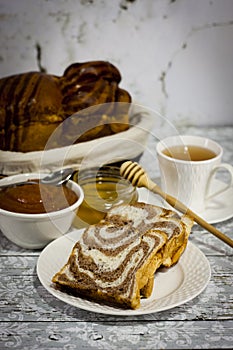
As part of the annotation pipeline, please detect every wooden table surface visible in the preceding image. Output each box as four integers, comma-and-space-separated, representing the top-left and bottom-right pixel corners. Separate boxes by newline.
0, 126, 233, 349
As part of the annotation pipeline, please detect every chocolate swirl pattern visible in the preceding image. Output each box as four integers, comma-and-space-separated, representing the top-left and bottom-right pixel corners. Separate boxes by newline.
0, 61, 131, 152
52, 203, 193, 309
105, 202, 193, 268
52, 222, 167, 309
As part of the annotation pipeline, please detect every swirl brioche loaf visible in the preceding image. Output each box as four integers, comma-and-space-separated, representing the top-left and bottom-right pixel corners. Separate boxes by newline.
0, 61, 131, 152
52, 222, 167, 309
105, 202, 194, 298
52, 203, 193, 309
105, 202, 193, 268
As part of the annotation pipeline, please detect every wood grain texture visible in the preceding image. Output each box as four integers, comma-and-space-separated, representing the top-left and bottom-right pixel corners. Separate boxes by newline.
0, 126, 233, 349
1, 320, 233, 349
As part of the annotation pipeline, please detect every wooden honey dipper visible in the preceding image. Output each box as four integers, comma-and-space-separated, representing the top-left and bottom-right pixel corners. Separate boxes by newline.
120, 161, 233, 248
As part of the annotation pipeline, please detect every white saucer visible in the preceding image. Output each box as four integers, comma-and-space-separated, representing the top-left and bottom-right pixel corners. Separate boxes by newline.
138, 179, 233, 224
201, 179, 233, 224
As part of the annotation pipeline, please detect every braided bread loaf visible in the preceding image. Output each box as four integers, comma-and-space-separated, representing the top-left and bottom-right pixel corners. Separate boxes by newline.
0, 61, 131, 152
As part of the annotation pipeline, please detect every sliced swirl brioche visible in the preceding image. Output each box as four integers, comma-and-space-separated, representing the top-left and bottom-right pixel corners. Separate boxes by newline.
52, 202, 193, 309
104, 202, 194, 297
52, 222, 167, 309
105, 202, 193, 267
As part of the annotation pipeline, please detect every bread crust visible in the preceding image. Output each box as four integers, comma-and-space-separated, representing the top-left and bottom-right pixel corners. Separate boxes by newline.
105, 202, 193, 297
52, 203, 193, 309
52, 222, 167, 309
0, 61, 131, 152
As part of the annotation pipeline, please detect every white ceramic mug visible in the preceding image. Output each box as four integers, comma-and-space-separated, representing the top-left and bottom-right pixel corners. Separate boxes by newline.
156, 135, 233, 214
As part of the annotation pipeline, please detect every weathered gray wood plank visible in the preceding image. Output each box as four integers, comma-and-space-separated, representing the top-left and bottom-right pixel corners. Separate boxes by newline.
0, 126, 232, 349
0, 255, 232, 322
1, 222, 233, 258
1, 320, 232, 349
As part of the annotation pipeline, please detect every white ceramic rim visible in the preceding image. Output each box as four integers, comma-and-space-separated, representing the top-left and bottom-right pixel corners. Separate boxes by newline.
0, 173, 84, 219
156, 135, 223, 164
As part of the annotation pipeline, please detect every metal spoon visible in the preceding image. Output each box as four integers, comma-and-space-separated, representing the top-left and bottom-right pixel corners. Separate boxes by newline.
40, 168, 74, 186
0, 168, 74, 189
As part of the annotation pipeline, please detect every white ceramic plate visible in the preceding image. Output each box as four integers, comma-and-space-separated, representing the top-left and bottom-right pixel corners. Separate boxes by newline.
140, 179, 233, 224
37, 229, 211, 316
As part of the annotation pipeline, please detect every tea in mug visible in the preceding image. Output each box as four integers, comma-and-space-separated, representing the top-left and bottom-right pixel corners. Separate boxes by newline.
162, 145, 216, 161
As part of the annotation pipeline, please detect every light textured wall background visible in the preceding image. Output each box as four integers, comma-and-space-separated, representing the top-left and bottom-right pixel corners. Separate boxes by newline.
0, 0, 233, 126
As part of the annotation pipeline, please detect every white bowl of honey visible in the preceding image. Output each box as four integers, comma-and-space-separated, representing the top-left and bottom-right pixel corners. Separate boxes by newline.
0, 173, 84, 249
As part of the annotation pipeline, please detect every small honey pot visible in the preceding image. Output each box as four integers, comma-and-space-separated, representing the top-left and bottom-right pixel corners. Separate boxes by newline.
72, 165, 138, 227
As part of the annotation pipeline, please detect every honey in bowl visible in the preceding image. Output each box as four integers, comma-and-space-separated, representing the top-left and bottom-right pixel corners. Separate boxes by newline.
162, 145, 217, 161
73, 166, 138, 227
0, 180, 78, 214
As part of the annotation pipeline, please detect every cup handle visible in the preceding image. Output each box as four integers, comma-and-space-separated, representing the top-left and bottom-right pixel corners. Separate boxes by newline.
205, 163, 233, 201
